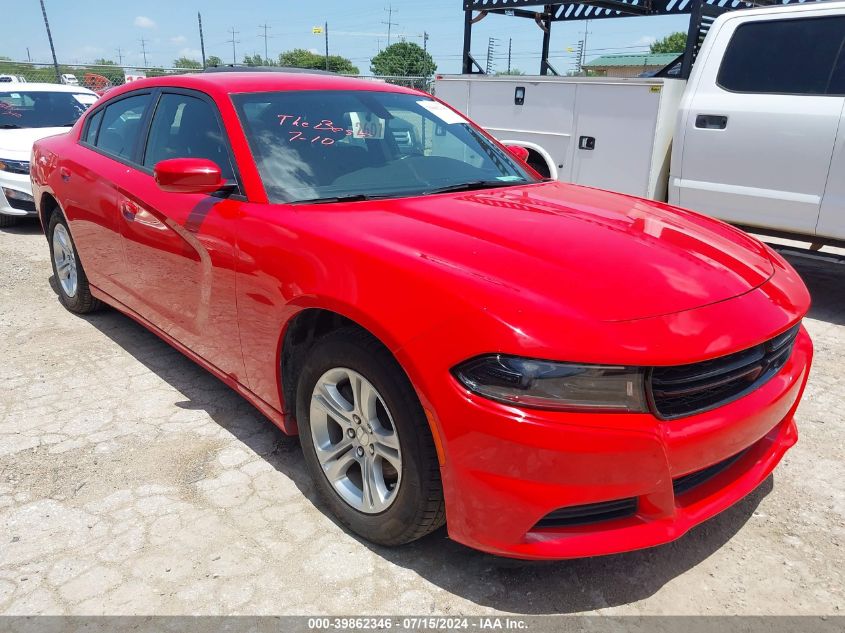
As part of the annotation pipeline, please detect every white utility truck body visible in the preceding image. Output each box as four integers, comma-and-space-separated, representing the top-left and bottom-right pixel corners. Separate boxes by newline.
435, 0, 845, 244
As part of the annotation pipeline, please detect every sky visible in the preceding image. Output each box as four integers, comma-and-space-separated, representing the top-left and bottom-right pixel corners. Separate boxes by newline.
5, 0, 691, 75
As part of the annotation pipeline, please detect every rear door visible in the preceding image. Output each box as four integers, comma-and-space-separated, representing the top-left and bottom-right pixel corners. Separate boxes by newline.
66, 92, 153, 302
114, 89, 247, 382
674, 14, 845, 235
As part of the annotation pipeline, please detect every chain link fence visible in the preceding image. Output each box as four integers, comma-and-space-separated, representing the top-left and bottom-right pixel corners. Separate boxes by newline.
0, 61, 432, 93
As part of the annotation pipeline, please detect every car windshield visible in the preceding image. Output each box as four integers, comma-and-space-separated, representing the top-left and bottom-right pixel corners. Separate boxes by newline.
0, 90, 97, 129
232, 89, 537, 203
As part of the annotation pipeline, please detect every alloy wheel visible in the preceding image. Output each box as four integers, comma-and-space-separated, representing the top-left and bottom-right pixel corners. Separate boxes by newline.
309, 367, 402, 514
52, 223, 78, 298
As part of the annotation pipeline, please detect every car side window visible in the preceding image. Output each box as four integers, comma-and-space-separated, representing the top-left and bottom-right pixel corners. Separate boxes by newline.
143, 92, 235, 181
95, 94, 152, 160
83, 109, 103, 145
717, 17, 845, 96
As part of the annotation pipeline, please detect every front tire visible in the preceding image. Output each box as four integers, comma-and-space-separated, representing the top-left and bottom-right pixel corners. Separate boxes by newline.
296, 327, 445, 546
48, 211, 101, 314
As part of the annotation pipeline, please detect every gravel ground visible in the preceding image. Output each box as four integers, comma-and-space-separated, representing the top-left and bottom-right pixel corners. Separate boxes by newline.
0, 220, 842, 615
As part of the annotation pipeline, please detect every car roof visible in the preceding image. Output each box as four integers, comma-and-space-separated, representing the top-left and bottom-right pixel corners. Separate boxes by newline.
101, 71, 422, 101
0, 82, 96, 94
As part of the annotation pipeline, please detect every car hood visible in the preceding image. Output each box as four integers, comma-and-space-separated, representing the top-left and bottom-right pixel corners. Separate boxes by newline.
354, 181, 775, 323
0, 128, 69, 160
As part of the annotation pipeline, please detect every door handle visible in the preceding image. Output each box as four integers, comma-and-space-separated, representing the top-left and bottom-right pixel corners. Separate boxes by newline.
695, 114, 728, 130
120, 200, 139, 221
59, 167, 71, 182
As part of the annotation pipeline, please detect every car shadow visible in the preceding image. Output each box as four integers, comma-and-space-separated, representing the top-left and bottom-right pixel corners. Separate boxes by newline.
58, 287, 775, 614
0, 218, 43, 235
776, 248, 845, 327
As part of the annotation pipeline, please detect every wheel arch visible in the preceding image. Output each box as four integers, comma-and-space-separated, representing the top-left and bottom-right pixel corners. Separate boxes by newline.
38, 192, 60, 236
500, 139, 556, 180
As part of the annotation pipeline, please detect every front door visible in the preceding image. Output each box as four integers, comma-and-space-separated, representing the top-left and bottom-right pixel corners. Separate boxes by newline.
114, 90, 247, 383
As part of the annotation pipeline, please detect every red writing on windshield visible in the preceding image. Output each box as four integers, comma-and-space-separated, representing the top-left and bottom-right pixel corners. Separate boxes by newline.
277, 114, 377, 141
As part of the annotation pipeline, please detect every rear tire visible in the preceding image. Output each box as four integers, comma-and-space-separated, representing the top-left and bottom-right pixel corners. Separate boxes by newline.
0, 214, 19, 228
47, 211, 101, 314
296, 327, 445, 546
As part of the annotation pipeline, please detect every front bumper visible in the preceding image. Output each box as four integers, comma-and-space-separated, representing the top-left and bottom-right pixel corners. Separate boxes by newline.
0, 170, 36, 217
429, 326, 812, 559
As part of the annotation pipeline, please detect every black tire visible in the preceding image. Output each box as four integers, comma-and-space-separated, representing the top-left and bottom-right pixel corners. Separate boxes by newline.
296, 327, 445, 546
47, 211, 101, 314
0, 213, 19, 228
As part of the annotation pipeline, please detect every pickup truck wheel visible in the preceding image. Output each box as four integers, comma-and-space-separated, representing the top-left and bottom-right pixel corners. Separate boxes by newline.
296, 327, 445, 546
0, 214, 19, 228
48, 212, 101, 314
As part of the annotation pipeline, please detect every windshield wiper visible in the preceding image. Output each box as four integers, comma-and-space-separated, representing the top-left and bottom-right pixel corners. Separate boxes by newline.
423, 180, 526, 195
291, 193, 393, 205
0, 124, 22, 129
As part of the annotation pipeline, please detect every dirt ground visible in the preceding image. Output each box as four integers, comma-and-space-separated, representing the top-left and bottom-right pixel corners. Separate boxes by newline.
0, 220, 843, 615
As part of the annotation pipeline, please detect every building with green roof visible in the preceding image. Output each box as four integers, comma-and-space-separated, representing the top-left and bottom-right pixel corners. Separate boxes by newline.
582, 53, 680, 78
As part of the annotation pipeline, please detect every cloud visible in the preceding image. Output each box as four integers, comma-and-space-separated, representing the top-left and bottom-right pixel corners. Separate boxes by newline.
134, 16, 156, 29
170, 35, 187, 45
634, 35, 656, 47
177, 48, 202, 60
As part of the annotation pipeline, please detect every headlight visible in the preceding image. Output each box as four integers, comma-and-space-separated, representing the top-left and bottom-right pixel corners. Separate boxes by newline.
0, 159, 30, 175
452, 354, 647, 412
2, 187, 34, 202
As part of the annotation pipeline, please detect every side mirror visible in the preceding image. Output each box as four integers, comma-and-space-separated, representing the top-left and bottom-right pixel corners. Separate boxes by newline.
504, 144, 530, 163
154, 158, 224, 194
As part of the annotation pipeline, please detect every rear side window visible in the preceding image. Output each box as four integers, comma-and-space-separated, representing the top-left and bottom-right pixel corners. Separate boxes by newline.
83, 109, 103, 145
95, 94, 152, 160
717, 16, 845, 95
143, 92, 235, 181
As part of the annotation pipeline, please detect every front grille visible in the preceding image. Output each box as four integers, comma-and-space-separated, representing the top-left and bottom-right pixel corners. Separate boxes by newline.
7, 197, 35, 213
649, 324, 800, 420
534, 497, 638, 529
673, 448, 749, 497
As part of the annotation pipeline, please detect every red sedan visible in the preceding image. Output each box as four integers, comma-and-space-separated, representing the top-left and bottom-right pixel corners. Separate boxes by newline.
30, 72, 812, 559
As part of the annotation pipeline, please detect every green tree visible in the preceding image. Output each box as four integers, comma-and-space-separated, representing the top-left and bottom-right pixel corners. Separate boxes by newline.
496, 68, 525, 76
172, 56, 202, 69
93, 58, 117, 66
278, 48, 358, 74
206, 55, 223, 67
243, 54, 277, 67
370, 42, 436, 78
650, 32, 687, 54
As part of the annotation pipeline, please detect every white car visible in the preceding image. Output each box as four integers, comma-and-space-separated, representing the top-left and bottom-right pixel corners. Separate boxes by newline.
0, 83, 98, 227
0, 75, 27, 83
60, 74, 79, 86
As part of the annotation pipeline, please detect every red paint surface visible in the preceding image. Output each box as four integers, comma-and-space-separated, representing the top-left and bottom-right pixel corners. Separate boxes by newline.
31, 72, 813, 559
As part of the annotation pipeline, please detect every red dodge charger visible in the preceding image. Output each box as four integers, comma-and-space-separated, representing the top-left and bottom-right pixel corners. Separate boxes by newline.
30, 71, 812, 559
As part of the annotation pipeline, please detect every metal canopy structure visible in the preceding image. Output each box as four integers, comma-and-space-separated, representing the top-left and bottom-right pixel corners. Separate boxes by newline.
461, 0, 821, 77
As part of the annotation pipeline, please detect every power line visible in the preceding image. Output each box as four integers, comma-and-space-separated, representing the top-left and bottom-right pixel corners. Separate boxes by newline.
227, 27, 240, 65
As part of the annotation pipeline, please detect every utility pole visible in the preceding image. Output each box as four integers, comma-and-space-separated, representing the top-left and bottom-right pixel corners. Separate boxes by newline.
486, 37, 498, 74
38, 0, 61, 83
115, 48, 123, 65
423, 31, 429, 53
382, 5, 398, 47
139, 37, 148, 66
259, 23, 271, 63
507, 37, 512, 73
228, 27, 240, 65
198, 12, 207, 68
324, 21, 329, 71
575, 40, 584, 74
582, 20, 592, 74
26, 47, 31, 62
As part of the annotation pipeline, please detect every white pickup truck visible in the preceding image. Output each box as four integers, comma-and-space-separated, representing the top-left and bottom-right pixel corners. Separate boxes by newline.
435, 0, 845, 246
